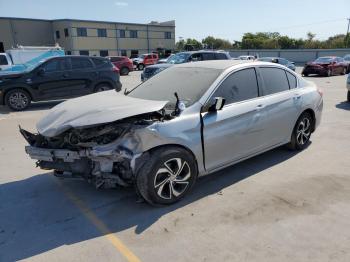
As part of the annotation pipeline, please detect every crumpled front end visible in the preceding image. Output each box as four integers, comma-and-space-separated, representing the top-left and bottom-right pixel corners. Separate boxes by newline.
20, 112, 165, 188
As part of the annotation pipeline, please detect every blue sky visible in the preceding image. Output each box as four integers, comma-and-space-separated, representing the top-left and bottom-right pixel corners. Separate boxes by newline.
0, 0, 349, 41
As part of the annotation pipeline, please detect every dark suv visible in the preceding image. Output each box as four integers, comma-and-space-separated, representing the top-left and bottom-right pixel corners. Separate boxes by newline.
0, 56, 122, 111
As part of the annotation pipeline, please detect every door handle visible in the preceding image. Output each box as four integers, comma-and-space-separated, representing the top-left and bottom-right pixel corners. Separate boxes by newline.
255, 104, 265, 111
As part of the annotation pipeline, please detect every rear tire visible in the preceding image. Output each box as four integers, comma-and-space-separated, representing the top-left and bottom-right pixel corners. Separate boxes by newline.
347, 90, 350, 102
120, 67, 129, 76
5, 89, 31, 111
94, 83, 112, 92
287, 112, 313, 150
137, 64, 144, 70
136, 146, 198, 206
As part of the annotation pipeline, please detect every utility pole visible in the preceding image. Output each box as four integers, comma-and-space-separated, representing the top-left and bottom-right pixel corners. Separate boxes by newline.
346, 18, 350, 47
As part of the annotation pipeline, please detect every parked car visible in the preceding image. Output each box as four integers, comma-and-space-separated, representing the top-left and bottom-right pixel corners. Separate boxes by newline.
0, 56, 121, 111
108, 56, 133, 75
347, 73, 350, 102
258, 57, 296, 71
158, 54, 174, 64
302, 56, 347, 77
141, 63, 172, 81
132, 53, 159, 70
140, 51, 231, 81
21, 60, 323, 205
343, 54, 350, 73
239, 55, 255, 60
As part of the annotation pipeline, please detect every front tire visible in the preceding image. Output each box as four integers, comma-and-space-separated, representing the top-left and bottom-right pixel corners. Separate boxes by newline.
94, 83, 112, 92
287, 112, 313, 150
5, 89, 31, 111
136, 146, 198, 205
137, 64, 144, 70
120, 67, 129, 75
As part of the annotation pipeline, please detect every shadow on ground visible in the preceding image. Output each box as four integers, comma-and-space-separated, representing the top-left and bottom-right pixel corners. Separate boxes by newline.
0, 146, 302, 261
0, 100, 63, 114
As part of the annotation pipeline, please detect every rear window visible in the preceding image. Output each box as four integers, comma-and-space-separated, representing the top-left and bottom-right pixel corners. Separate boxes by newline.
202, 53, 216, 60
71, 57, 93, 69
260, 67, 290, 95
0, 55, 8, 65
110, 57, 122, 62
91, 58, 109, 67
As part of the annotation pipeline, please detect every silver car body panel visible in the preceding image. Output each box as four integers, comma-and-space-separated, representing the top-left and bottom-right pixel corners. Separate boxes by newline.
24, 60, 323, 183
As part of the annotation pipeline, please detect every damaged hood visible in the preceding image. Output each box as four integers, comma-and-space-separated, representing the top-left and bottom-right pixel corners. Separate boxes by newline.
37, 90, 168, 137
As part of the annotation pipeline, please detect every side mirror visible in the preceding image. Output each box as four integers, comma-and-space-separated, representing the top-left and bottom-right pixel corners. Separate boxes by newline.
37, 68, 45, 76
208, 97, 225, 112
272, 58, 278, 63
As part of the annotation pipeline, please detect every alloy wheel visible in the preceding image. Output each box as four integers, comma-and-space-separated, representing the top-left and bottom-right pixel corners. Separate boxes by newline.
8, 91, 29, 110
296, 117, 311, 145
154, 158, 191, 200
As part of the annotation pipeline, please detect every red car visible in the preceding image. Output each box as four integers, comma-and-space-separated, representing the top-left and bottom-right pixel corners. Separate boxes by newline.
108, 56, 133, 75
302, 56, 347, 77
132, 53, 159, 70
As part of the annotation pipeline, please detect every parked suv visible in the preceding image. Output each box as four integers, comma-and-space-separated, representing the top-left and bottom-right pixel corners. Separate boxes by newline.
141, 51, 231, 81
108, 56, 133, 75
0, 56, 122, 111
133, 53, 159, 70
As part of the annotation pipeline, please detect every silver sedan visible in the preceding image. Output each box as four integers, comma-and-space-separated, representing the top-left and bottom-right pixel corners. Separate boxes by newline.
21, 60, 323, 205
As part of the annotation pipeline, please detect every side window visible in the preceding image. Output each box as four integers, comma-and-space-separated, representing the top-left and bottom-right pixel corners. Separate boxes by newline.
211, 68, 259, 105
71, 57, 94, 70
0, 55, 8, 65
260, 67, 290, 95
215, 53, 228, 60
190, 53, 202, 62
286, 71, 297, 89
91, 58, 108, 67
42, 59, 61, 72
202, 53, 215, 60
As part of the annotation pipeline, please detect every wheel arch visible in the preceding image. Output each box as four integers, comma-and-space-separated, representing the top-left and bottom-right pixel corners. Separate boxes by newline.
3, 87, 33, 105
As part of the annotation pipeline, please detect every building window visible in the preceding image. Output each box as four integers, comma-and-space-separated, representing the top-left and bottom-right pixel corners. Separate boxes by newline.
64, 28, 69, 37
130, 30, 138, 38
55, 30, 60, 39
97, 28, 107, 37
77, 28, 87, 37
66, 51, 72, 55
100, 50, 109, 57
164, 32, 171, 39
119, 29, 126, 38
120, 50, 127, 56
79, 50, 89, 56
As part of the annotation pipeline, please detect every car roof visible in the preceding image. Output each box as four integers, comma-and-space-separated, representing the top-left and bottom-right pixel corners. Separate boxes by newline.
173, 60, 282, 70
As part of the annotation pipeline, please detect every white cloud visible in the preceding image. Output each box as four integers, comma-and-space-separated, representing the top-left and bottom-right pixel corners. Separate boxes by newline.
115, 1, 128, 7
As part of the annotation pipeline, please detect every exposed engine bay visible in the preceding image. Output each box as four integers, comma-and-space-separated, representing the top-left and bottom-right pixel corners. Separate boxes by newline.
21, 111, 169, 189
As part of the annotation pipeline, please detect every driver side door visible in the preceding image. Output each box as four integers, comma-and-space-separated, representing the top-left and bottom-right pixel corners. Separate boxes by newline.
202, 67, 267, 171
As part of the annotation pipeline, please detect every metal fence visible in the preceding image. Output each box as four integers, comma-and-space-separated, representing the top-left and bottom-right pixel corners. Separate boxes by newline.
228, 49, 350, 64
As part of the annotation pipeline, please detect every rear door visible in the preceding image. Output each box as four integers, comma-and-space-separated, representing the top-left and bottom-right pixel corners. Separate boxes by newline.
31, 57, 73, 99
202, 67, 267, 171
257, 67, 301, 146
69, 57, 96, 96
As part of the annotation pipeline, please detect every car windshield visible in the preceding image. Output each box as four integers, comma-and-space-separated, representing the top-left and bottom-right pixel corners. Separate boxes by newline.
166, 53, 191, 64
127, 66, 223, 107
315, 57, 333, 63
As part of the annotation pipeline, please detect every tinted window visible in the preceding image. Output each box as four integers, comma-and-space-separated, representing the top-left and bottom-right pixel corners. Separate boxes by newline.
42, 58, 69, 72
215, 53, 228, 60
286, 71, 297, 89
77, 28, 87, 37
71, 57, 93, 69
260, 67, 290, 95
91, 58, 109, 67
0, 55, 8, 65
202, 53, 216, 60
79, 50, 89, 56
164, 32, 171, 39
190, 53, 202, 62
97, 28, 107, 37
212, 68, 259, 105
100, 50, 109, 57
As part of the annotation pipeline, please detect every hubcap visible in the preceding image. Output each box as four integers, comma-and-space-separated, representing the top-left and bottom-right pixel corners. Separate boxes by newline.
8, 92, 28, 110
296, 117, 311, 145
154, 158, 191, 200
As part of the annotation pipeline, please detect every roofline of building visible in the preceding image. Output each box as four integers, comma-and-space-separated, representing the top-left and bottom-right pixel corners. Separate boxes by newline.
0, 17, 175, 27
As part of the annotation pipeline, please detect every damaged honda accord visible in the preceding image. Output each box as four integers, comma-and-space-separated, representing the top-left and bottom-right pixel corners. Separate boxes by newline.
20, 60, 323, 205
